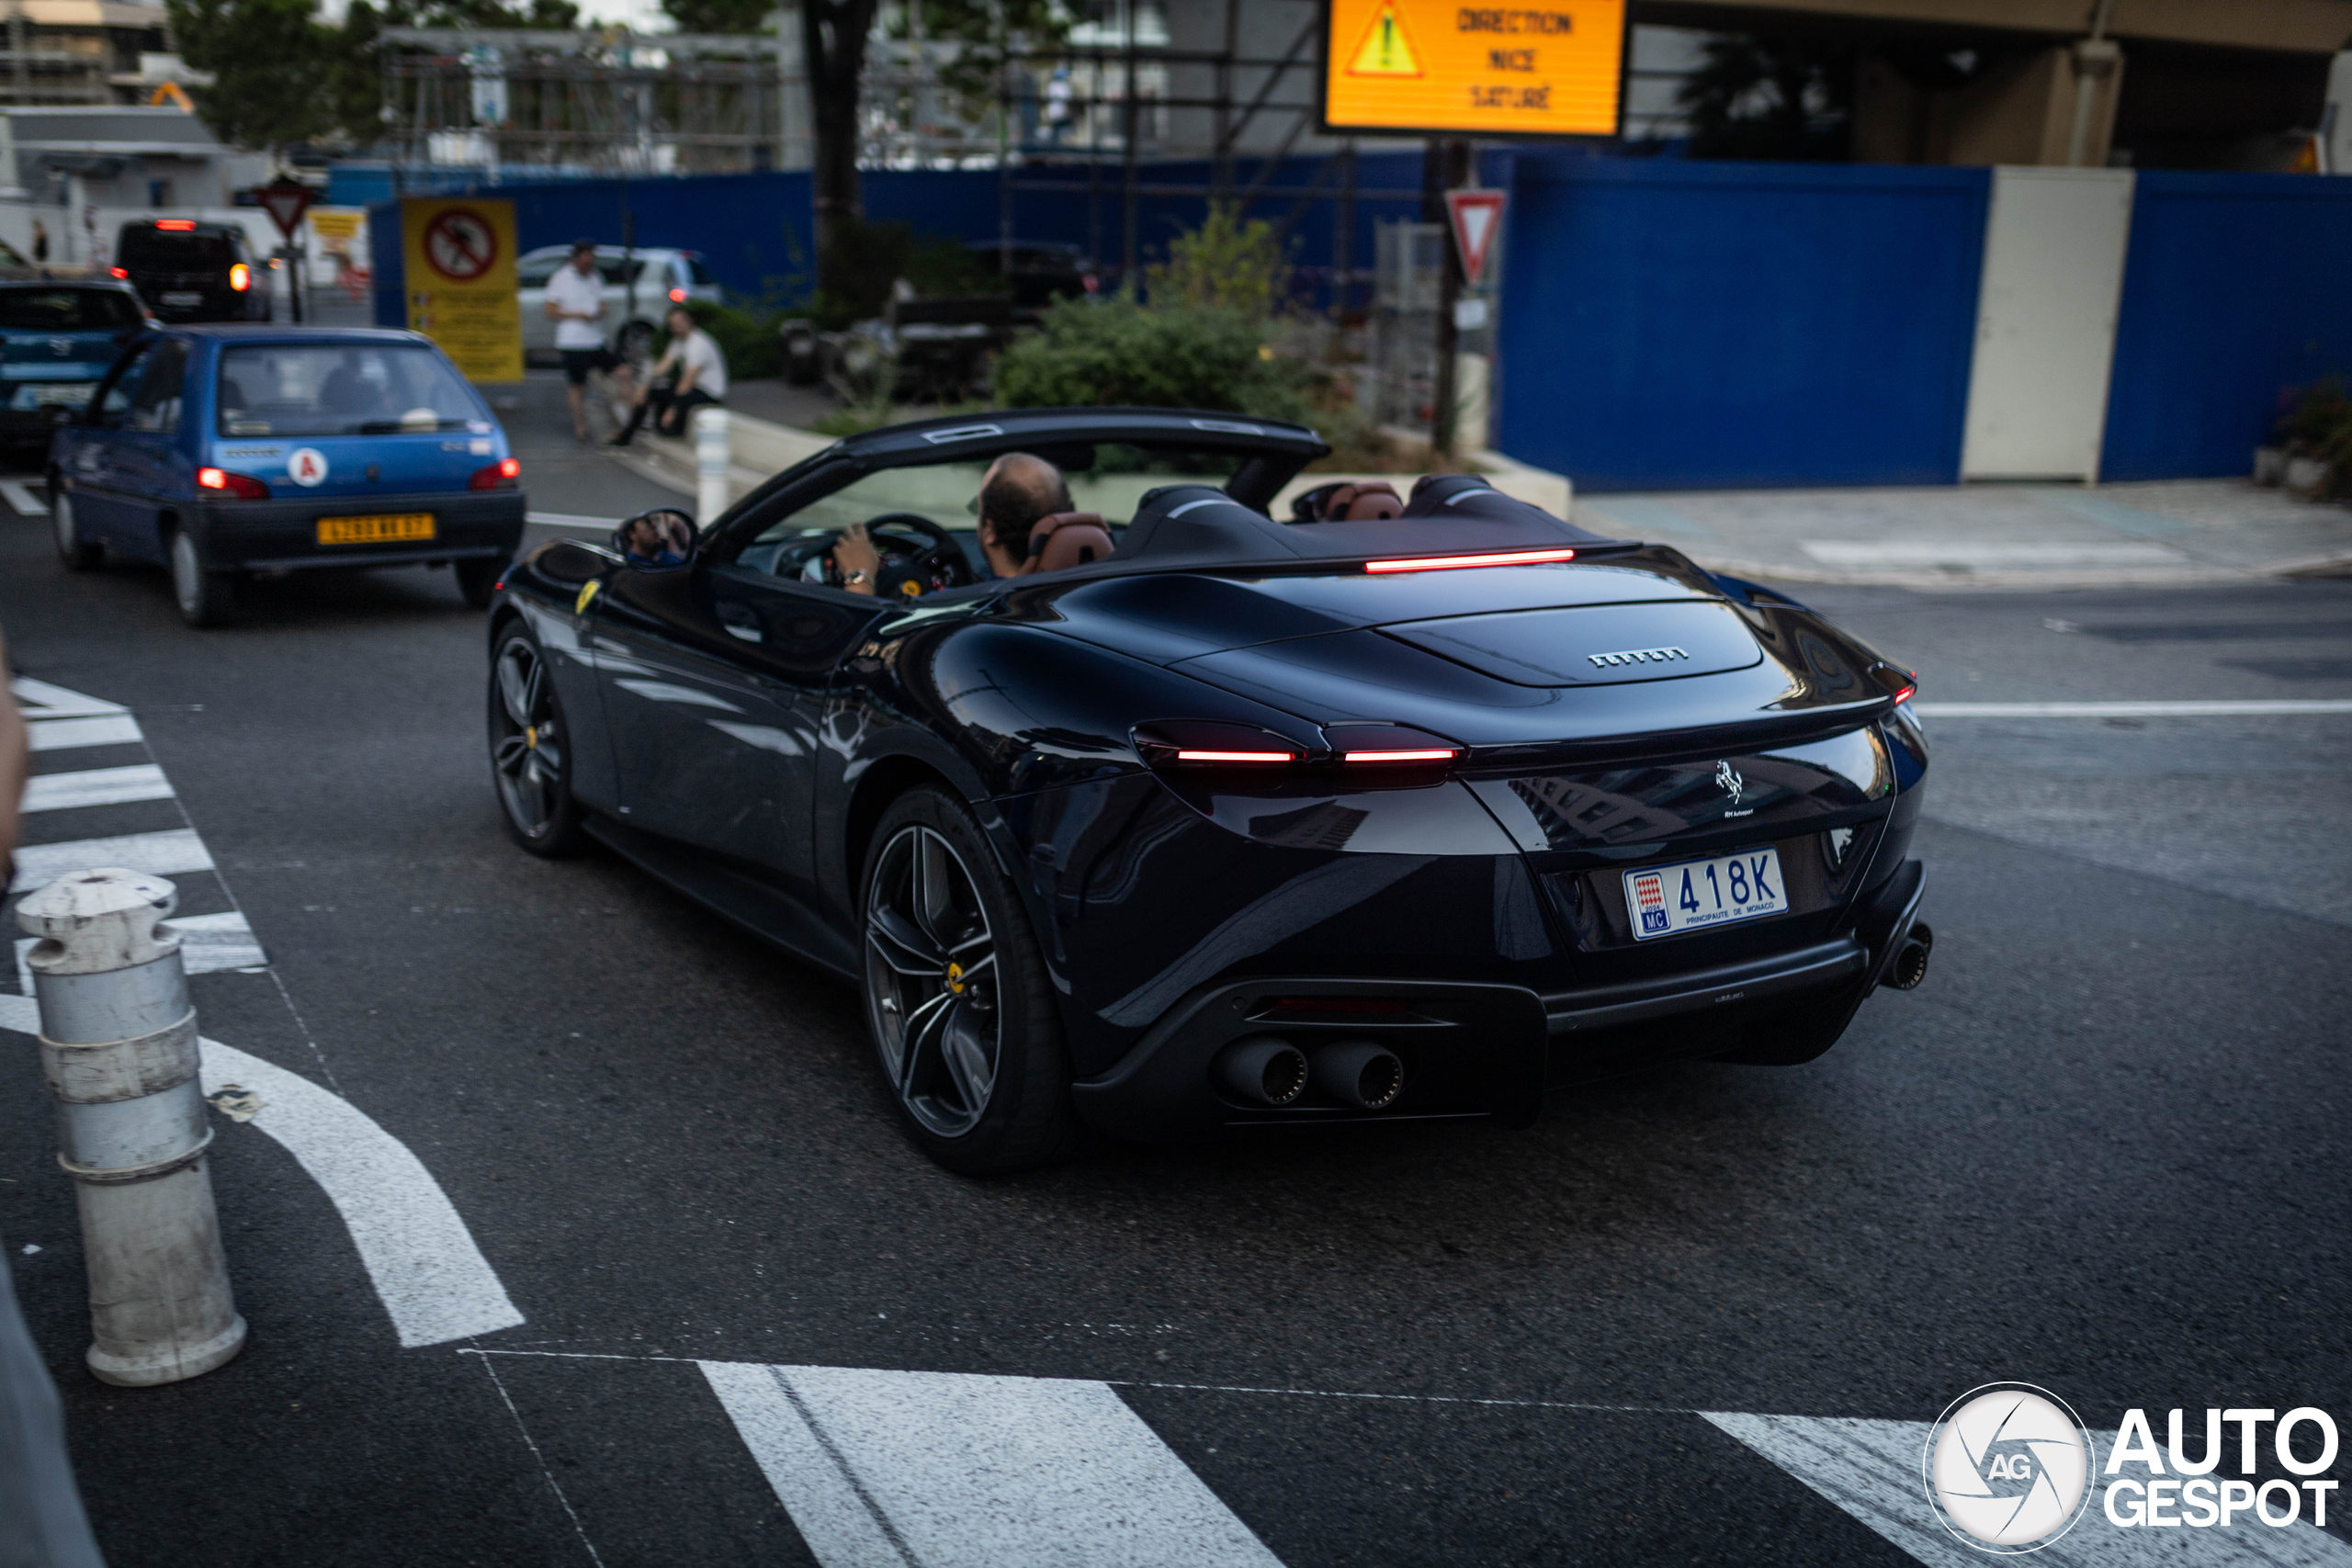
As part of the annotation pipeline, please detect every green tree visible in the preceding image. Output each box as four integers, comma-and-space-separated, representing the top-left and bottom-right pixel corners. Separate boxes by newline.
168, 0, 342, 151
1141, 204, 1288, 319
1678, 34, 1853, 162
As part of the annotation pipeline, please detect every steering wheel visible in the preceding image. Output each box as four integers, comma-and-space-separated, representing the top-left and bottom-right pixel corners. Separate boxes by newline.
816, 512, 979, 598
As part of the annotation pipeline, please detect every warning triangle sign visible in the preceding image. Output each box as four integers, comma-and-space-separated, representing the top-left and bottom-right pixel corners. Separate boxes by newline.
1346, 2, 1423, 77
1446, 189, 1507, 288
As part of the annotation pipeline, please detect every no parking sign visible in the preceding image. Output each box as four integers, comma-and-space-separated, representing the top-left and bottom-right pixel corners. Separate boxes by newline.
401, 197, 522, 384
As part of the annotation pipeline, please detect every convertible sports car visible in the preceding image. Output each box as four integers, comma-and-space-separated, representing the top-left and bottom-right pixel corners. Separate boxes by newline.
487, 408, 1930, 1172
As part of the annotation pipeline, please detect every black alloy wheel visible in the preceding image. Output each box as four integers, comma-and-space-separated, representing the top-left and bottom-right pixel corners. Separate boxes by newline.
489, 626, 587, 855
861, 787, 1079, 1173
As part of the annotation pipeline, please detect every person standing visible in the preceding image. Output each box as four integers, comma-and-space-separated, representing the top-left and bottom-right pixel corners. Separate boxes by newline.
605, 305, 727, 446
544, 238, 635, 444
29, 220, 48, 265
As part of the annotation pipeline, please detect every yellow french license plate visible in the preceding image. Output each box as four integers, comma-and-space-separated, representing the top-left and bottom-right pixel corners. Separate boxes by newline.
316, 513, 435, 547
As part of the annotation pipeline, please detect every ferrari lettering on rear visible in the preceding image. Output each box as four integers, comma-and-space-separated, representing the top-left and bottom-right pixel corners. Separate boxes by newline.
1587, 645, 1689, 667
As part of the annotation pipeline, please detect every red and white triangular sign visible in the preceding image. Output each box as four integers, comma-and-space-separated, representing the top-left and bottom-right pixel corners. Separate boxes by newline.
1445, 189, 1507, 288
253, 179, 318, 241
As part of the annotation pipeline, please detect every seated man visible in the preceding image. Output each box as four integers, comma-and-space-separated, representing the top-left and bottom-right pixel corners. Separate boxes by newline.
832, 450, 1089, 595
619, 511, 691, 567
607, 305, 728, 446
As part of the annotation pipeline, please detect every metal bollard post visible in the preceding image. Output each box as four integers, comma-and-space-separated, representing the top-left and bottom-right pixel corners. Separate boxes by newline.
19, 868, 245, 1387
695, 405, 730, 525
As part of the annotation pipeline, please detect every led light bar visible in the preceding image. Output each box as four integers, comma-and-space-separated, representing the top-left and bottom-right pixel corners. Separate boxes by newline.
155, 219, 196, 231
1342, 748, 1459, 763
1363, 547, 1577, 574
1173, 750, 1297, 763
1893, 684, 1916, 705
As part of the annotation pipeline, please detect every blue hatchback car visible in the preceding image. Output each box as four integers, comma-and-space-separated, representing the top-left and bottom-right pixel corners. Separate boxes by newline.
48, 325, 526, 626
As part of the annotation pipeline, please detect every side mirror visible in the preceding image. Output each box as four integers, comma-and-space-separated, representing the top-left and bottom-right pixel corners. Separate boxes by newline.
610, 508, 698, 572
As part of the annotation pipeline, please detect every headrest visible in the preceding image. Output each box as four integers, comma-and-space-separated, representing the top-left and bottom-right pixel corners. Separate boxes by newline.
1403, 472, 1610, 541
1015, 512, 1114, 575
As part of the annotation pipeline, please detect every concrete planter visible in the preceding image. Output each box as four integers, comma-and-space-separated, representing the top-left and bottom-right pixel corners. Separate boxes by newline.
2286, 455, 2332, 494
2254, 446, 2288, 486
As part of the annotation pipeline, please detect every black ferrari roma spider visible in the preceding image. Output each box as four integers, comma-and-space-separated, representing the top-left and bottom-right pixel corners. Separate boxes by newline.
487, 407, 1930, 1171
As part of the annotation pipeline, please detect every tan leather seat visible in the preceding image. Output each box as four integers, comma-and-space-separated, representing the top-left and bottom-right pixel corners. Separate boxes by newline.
1015, 512, 1117, 575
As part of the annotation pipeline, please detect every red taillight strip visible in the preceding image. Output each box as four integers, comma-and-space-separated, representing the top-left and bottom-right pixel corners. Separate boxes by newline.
1363, 547, 1577, 574
1893, 685, 1916, 704
1173, 750, 1296, 763
1343, 748, 1459, 763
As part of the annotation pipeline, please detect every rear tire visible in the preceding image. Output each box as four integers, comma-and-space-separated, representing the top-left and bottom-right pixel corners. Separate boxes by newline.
489, 624, 588, 856
859, 786, 1080, 1174
456, 558, 501, 609
169, 529, 236, 627
51, 488, 100, 571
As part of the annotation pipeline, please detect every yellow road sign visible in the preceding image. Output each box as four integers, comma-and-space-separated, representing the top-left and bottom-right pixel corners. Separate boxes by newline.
401, 197, 522, 384
1322, 0, 1626, 139
1347, 3, 1423, 77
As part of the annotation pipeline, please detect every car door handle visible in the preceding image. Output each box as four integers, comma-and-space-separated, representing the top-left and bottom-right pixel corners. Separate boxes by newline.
716, 601, 763, 643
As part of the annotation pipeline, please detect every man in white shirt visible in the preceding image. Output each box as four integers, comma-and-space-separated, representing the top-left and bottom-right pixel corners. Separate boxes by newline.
544, 238, 636, 443
606, 304, 728, 446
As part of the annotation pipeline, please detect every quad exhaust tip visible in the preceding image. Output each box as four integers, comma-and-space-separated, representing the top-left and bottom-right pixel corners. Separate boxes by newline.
1887, 923, 1934, 991
1311, 1041, 1405, 1111
1215, 1037, 1309, 1107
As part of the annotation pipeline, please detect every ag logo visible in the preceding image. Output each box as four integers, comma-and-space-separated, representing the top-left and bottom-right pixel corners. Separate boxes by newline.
1924, 1383, 2093, 1553
286, 447, 329, 487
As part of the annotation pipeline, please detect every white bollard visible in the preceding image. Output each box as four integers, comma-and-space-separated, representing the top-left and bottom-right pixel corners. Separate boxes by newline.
19, 868, 245, 1387
695, 405, 730, 527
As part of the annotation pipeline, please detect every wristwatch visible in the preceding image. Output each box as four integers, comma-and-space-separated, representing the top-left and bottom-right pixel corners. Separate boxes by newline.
843, 569, 871, 587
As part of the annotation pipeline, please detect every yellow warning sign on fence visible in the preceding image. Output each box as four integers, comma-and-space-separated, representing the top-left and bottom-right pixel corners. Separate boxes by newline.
401, 197, 523, 385
1323, 0, 1626, 138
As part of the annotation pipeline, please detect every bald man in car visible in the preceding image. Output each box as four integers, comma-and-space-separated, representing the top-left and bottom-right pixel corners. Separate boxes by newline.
832, 451, 1070, 595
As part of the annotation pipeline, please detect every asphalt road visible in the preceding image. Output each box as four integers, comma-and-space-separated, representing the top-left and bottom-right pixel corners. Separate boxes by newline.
1, 395, 2347, 1566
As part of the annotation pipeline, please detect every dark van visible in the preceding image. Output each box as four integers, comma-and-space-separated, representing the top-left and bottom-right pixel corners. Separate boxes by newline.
113, 220, 271, 323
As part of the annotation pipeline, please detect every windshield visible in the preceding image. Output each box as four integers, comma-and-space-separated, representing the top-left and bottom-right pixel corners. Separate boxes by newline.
0, 288, 140, 331
754, 446, 1250, 545
216, 343, 482, 436
118, 230, 236, 270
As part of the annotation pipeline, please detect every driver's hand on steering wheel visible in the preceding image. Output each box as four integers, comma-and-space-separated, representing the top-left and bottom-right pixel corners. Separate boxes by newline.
833, 521, 882, 594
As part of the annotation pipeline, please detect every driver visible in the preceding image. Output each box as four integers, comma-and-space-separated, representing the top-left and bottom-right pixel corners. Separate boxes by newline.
831, 451, 1070, 596
621, 513, 687, 567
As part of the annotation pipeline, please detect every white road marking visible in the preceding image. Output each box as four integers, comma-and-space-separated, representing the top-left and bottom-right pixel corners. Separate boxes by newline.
1801, 541, 2190, 569
21, 762, 174, 813
10, 828, 212, 891
1707, 1413, 2352, 1568
0, 994, 522, 1348
701, 1360, 1287, 1568
27, 713, 143, 750
1917, 700, 2352, 718
15, 909, 264, 994
10, 677, 125, 719
528, 512, 622, 530
1, 479, 47, 515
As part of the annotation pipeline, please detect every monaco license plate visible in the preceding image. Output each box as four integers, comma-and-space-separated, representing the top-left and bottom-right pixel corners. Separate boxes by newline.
1625, 848, 1786, 940
161, 291, 204, 306
316, 513, 435, 546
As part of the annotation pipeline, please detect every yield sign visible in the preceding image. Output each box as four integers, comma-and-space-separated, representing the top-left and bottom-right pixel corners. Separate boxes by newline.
1445, 189, 1507, 288
254, 179, 318, 241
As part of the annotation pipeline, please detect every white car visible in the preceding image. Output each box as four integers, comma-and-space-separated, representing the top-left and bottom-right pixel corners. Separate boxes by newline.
514, 245, 722, 359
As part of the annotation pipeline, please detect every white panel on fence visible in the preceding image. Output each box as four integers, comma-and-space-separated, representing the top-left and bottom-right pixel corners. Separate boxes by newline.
1961, 167, 2135, 483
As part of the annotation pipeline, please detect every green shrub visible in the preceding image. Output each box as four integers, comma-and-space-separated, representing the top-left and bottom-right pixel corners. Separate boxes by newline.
1141, 204, 1291, 320
994, 297, 1323, 422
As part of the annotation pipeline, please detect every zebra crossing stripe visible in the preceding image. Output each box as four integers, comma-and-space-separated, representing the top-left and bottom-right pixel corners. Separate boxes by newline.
21, 763, 175, 813
10, 828, 213, 892
10, 677, 125, 719
28, 713, 143, 750
700, 1361, 1286, 1568
1705, 1413, 2352, 1568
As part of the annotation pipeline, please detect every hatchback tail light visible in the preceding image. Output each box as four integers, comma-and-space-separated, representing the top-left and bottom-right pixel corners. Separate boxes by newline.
227, 263, 250, 292
109, 265, 128, 279
470, 457, 521, 491
155, 219, 196, 231
668, 287, 686, 303
197, 467, 269, 499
